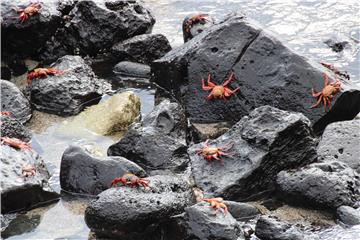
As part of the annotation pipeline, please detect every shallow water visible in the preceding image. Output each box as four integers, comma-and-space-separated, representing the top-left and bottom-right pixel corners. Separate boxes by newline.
4, 0, 360, 239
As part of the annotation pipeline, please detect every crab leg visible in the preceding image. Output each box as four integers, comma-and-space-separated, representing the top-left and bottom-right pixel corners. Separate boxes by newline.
323, 97, 327, 112
222, 72, 235, 87
323, 73, 329, 87
224, 87, 240, 97
311, 89, 321, 97
310, 95, 323, 108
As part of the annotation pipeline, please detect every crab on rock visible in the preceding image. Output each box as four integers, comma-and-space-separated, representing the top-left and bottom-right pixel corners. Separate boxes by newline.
0, 112, 11, 116
22, 164, 36, 177
13, 2, 41, 23
202, 72, 240, 100
1, 137, 32, 151
184, 14, 210, 33
202, 197, 228, 215
111, 173, 149, 188
196, 139, 233, 162
311, 73, 341, 112
27, 68, 64, 84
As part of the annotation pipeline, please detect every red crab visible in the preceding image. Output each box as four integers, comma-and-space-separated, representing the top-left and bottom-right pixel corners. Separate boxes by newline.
13, 2, 41, 23
202, 72, 240, 100
27, 68, 64, 84
111, 173, 149, 188
311, 73, 341, 112
202, 197, 228, 215
184, 14, 210, 33
196, 139, 233, 162
0, 137, 32, 151
0, 112, 11, 116
22, 164, 36, 177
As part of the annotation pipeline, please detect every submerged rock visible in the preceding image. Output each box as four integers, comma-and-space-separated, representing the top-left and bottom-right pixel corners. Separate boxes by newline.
0, 115, 31, 142
152, 13, 360, 133
30, 55, 110, 116
336, 206, 360, 226
1, 145, 59, 214
317, 120, 360, 173
276, 161, 360, 210
112, 33, 171, 64
39, 0, 155, 63
255, 215, 313, 240
1, 0, 62, 60
68, 91, 140, 136
85, 175, 195, 239
188, 106, 317, 200
108, 100, 188, 174
60, 146, 147, 195
1, 80, 31, 123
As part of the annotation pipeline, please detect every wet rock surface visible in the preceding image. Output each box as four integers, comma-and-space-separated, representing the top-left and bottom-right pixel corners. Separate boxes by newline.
1, 80, 32, 123
336, 206, 360, 226
60, 146, 147, 195
188, 105, 317, 200
30, 55, 110, 116
113, 61, 151, 84
68, 91, 141, 135
1, 0, 62, 60
85, 175, 195, 239
39, 0, 155, 63
277, 161, 360, 210
152, 13, 360, 133
1, 145, 59, 214
112, 33, 171, 64
317, 120, 360, 173
0, 115, 31, 142
178, 202, 243, 240
108, 100, 188, 174
255, 215, 313, 240
189, 121, 231, 143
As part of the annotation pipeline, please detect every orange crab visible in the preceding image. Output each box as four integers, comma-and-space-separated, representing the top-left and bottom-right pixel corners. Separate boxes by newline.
184, 14, 210, 33
202, 72, 240, 100
0, 137, 32, 151
13, 2, 41, 23
311, 73, 341, 112
27, 68, 64, 84
111, 173, 149, 188
202, 197, 228, 215
196, 139, 233, 162
22, 164, 36, 177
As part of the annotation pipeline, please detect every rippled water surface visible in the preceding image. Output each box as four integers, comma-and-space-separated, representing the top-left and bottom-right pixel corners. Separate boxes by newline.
4, 1, 359, 239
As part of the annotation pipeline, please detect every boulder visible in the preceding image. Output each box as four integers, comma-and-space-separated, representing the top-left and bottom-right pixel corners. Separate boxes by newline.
152, 13, 360, 133
67, 91, 140, 136
181, 202, 243, 240
108, 100, 188, 174
39, 0, 155, 63
276, 161, 360, 209
188, 106, 317, 200
111, 33, 171, 64
317, 120, 360, 173
1, 80, 31, 123
1, 145, 59, 213
336, 206, 360, 226
188, 122, 231, 143
113, 61, 151, 84
0, 115, 31, 142
224, 201, 260, 221
85, 175, 195, 239
60, 146, 147, 195
30, 55, 110, 116
1, 0, 62, 60
255, 215, 314, 240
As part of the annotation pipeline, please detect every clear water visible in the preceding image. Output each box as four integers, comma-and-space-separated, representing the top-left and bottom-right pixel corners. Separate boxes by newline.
3, 0, 359, 239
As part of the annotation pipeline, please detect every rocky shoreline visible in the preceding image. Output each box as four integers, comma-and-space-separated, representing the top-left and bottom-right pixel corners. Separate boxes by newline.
1, 0, 360, 239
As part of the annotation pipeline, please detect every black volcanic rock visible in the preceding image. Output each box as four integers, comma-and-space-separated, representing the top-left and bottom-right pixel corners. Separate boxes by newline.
188, 105, 317, 200
152, 13, 360, 133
